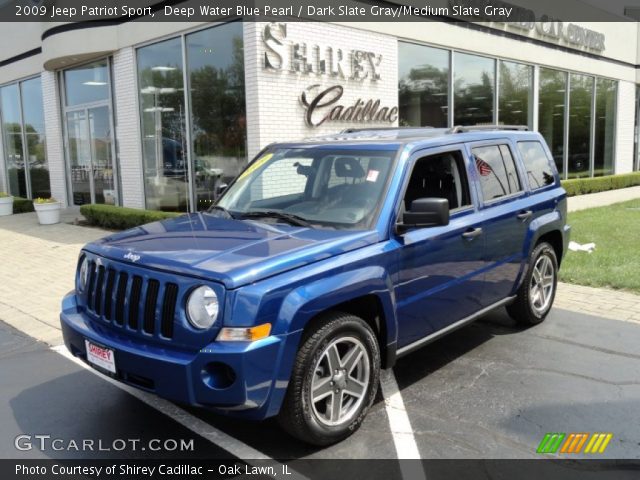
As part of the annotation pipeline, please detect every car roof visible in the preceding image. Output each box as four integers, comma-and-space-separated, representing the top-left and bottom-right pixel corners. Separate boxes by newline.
270, 126, 542, 152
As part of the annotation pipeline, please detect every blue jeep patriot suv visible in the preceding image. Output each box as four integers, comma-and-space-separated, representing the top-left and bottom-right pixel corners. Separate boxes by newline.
61, 126, 570, 445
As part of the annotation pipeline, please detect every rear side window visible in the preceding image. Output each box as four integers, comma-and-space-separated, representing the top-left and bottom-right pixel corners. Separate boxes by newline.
472, 144, 522, 202
517, 141, 556, 190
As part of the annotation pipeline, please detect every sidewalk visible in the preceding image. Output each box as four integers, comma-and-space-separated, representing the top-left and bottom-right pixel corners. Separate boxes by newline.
0, 209, 107, 345
567, 185, 640, 212
1, 202, 640, 347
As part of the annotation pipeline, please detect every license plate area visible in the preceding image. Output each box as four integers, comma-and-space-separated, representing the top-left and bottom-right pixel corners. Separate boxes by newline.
84, 339, 116, 374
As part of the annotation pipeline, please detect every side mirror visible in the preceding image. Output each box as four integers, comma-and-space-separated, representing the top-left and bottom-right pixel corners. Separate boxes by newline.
216, 183, 228, 196
397, 198, 449, 233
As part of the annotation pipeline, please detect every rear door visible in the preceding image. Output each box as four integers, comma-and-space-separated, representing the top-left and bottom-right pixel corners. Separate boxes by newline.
466, 140, 533, 306
394, 146, 486, 348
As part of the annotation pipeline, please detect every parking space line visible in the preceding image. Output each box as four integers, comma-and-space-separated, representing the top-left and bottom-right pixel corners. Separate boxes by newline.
380, 370, 427, 479
379, 369, 422, 459
52, 344, 273, 461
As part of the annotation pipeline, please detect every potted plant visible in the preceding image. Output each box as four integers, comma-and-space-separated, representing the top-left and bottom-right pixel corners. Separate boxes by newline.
33, 197, 61, 225
0, 192, 13, 216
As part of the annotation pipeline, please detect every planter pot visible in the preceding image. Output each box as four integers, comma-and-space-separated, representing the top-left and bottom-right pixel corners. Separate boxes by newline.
0, 196, 13, 216
34, 202, 61, 225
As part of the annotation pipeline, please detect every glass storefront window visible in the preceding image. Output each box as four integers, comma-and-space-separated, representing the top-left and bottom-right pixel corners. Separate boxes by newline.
568, 73, 594, 179
594, 78, 616, 177
398, 42, 449, 128
538, 68, 567, 176
64, 60, 110, 106
21, 77, 50, 198
138, 37, 189, 212
0, 84, 25, 197
0, 78, 49, 199
498, 60, 532, 127
453, 52, 494, 126
187, 21, 246, 211
138, 22, 247, 213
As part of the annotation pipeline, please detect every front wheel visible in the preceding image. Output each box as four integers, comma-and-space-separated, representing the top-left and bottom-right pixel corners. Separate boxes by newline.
507, 242, 558, 326
277, 312, 380, 446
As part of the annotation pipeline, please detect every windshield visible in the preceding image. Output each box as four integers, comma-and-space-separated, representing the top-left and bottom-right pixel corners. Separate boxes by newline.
216, 147, 398, 229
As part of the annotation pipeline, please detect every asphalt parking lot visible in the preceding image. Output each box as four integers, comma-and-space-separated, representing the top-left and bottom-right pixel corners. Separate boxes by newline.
1, 307, 639, 464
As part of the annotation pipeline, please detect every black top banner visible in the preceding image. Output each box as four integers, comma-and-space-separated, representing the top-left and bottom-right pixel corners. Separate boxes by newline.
1, 0, 639, 23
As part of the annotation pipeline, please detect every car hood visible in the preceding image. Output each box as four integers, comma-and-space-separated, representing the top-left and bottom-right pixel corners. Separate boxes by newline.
84, 213, 379, 289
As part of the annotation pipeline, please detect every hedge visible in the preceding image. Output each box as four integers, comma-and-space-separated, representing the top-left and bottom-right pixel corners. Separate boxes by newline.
80, 204, 182, 230
13, 197, 35, 214
561, 172, 640, 197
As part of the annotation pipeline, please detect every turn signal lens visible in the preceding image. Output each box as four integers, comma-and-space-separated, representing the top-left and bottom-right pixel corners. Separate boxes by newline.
217, 323, 272, 342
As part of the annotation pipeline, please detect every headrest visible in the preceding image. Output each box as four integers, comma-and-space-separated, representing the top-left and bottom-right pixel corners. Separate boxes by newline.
334, 157, 365, 178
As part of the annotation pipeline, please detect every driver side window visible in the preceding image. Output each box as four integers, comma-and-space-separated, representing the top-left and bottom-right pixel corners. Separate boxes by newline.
404, 150, 471, 212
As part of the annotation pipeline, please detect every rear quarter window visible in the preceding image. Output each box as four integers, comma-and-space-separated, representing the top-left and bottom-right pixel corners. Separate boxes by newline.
517, 141, 556, 190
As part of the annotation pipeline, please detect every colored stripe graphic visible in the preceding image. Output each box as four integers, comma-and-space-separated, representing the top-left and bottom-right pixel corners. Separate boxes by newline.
538, 433, 613, 454
560, 433, 589, 453
584, 433, 613, 453
537, 433, 565, 453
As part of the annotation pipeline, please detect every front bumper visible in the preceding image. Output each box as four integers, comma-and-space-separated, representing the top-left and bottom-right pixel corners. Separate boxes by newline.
60, 293, 296, 420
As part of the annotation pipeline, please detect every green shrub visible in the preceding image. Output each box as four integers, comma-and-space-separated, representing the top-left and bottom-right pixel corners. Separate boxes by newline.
80, 204, 182, 230
12, 197, 34, 214
562, 172, 640, 197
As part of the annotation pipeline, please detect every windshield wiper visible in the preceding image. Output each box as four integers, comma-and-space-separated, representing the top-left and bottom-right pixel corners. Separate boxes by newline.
207, 205, 235, 219
239, 210, 312, 227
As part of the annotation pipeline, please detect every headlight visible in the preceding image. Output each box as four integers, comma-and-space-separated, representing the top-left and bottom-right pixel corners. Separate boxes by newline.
187, 286, 219, 329
78, 257, 90, 292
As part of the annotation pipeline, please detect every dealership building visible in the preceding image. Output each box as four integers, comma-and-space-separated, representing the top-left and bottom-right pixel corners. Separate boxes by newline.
1, 9, 639, 212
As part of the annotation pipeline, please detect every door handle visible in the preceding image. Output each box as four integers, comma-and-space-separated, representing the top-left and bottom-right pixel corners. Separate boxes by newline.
462, 227, 483, 239
516, 210, 533, 221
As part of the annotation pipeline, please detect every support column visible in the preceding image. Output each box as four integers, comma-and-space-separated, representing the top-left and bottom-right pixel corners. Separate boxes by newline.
113, 47, 145, 209
41, 71, 68, 206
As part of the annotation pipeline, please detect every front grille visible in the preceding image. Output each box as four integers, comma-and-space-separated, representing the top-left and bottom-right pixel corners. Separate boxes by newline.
84, 260, 179, 339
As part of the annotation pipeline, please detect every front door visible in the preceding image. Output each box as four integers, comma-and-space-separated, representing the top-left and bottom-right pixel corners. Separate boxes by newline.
67, 106, 116, 205
395, 147, 486, 349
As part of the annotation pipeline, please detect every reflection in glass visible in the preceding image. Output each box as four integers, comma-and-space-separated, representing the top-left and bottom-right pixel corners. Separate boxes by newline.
21, 77, 50, 198
89, 106, 116, 204
0, 84, 27, 197
568, 74, 593, 179
594, 79, 616, 177
67, 110, 92, 206
64, 60, 110, 106
138, 37, 189, 212
538, 68, 567, 176
454, 53, 494, 126
398, 42, 449, 128
187, 22, 246, 211
498, 61, 532, 127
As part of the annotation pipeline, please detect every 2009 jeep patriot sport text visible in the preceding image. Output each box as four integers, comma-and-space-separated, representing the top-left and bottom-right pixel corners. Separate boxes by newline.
60, 126, 570, 445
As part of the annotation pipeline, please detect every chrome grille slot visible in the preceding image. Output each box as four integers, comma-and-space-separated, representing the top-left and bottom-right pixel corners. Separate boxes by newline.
114, 272, 128, 325
103, 268, 116, 321
143, 279, 160, 334
94, 265, 105, 316
161, 283, 178, 339
128, 276, 143, 330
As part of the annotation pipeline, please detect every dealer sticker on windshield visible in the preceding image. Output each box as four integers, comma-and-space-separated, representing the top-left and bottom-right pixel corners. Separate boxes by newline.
85, 340, 116, 373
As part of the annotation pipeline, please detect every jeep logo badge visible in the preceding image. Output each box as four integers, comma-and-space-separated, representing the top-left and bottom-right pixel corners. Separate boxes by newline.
123, 252, 141, 263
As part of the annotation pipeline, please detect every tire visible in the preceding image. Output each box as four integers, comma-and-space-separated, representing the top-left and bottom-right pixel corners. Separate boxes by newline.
507, 242, 558, 326
277, 312, 380, 446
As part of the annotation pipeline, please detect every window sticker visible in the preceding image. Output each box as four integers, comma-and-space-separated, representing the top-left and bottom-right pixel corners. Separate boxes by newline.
238, 153, 273, 180
366, 169, 380, 182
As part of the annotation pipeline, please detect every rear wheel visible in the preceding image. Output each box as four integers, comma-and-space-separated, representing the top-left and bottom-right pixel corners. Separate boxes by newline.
277, 312, 380, 446
507, 242, 558, 326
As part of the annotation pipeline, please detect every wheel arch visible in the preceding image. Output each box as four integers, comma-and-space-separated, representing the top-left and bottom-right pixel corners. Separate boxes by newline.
275, 267, 398, 369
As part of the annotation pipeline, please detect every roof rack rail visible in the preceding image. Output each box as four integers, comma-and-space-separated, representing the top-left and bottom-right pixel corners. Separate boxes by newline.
449, 125, 529, 134
340, 126, 435, 134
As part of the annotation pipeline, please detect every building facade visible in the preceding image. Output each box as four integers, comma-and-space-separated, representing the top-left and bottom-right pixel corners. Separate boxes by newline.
1, 15, 639, 212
